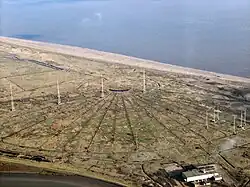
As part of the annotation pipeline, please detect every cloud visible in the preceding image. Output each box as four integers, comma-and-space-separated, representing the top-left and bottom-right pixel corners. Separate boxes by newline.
81, 17, 91, 24
94, 12, 102, 21
80, 12, 103, 26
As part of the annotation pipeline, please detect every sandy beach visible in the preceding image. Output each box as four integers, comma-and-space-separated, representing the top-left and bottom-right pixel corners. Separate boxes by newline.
1, 36, 250, 84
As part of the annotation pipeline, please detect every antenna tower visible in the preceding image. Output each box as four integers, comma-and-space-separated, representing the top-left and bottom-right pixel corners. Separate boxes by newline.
10, 84, 15, 111
57, 80, 61, 105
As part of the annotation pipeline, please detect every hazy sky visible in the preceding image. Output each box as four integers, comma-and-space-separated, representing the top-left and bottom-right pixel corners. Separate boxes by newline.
1, 0, 250, 76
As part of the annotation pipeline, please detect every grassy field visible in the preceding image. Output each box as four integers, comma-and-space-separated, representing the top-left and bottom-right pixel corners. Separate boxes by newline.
0, 39, 249, 186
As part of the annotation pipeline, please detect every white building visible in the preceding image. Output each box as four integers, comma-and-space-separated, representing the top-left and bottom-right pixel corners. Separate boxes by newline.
182, 168, 222, 184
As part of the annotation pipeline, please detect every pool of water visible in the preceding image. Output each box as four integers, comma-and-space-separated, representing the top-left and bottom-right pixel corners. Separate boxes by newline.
1, 0, 250, 76
0, 173, 121, 187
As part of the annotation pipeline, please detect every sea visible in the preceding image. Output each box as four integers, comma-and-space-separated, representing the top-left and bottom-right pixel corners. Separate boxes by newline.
1, 0, 250, 77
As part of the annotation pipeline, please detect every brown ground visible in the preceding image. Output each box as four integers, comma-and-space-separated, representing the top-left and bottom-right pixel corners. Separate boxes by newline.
0, 37, 249, 186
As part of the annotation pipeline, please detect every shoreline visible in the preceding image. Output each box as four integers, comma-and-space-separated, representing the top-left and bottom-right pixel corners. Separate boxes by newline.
0, 156, 130, 187
1, 36, 250, 84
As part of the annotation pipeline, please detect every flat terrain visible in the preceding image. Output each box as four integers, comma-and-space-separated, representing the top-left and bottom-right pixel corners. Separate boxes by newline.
0, 37, 250, 186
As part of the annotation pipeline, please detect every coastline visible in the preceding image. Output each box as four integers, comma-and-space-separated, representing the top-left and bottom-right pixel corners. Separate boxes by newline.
1, 36, 250, 84
0, 157, 129, 187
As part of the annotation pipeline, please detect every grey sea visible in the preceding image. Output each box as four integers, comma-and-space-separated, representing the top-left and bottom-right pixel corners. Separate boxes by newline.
1, 0, 250, 76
